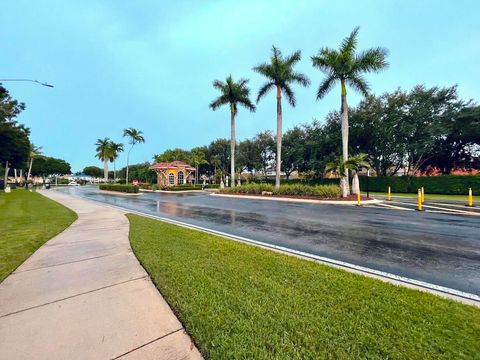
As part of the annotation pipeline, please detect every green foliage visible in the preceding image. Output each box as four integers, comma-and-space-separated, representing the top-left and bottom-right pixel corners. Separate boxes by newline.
30, 156, 71, 176
253, 46, 310, 106
99, 184, 139, 193
83, 166, 103, 177
0, 85, 29, 170
312, 26, 388, 99
128, 214, 480, 359
0, 190, 76, 282
221, 183, 340, 198
209, 75, 256, 114
359, 175, 480, 195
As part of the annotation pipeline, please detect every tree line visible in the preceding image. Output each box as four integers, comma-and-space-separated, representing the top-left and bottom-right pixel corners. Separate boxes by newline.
152, 85, 479, 183
1, 84, 71, 186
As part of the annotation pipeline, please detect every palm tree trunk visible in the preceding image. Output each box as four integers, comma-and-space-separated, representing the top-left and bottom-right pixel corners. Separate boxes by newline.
126, 145, 133, 185
103, 158, 108, 182
275, 86, 282, 190
341, 80, 350, 196
27, 158, 33, 182
4, 161, 9, 189
230, 106, 236, 187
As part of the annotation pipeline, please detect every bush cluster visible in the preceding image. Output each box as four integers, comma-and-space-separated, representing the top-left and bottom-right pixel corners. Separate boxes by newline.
99, 184, 139, 193
357, 175, 480, 195
220, 183, 341, 198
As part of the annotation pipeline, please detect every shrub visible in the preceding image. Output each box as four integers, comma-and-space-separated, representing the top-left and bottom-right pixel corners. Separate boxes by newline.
358, 175, 480, 195
99, 184, 139, 193
220, 183, 340, 198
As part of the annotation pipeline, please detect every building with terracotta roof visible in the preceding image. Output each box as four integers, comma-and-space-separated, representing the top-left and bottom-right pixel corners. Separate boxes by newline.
149, 161, 195, 187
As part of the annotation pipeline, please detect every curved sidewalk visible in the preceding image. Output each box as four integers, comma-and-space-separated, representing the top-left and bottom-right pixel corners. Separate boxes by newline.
0, 190, 202, 360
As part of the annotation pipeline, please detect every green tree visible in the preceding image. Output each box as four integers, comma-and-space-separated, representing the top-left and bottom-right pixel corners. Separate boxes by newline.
26, 143, 43, 182
83, 166, 103, 178
0, 84, 28, 188
123, 128, 145, 184
312, 26, 388, 196
189, 147, 208, 184
153, 148, 191, 163
108, 141, 124, 182
209, 75, 256, 187
282, 126, 306, 179
95, 138, 112, 182
31, 156, 71, 177
252, 131, 275, 180
254, 46, 310, 189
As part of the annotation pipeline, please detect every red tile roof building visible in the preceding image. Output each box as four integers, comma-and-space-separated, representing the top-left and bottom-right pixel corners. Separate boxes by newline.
149, 161, 195, 186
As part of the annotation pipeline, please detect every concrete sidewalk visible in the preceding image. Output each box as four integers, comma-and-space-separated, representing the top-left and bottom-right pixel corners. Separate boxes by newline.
0, 190, 202, 360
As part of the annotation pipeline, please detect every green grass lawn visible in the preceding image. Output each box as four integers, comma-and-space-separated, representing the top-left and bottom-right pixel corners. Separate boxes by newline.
0, 190, 77, 282
128, 214, 480, 359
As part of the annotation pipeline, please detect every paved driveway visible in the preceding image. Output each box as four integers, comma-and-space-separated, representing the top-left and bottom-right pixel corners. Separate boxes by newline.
57, 186, 480, 297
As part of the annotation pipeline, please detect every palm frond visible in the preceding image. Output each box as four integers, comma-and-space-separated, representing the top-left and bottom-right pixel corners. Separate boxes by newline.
283, 84, 296, 107
256, 81, 275, 103
316, 75, 338, 99
340, 26, 360, 55
291, 71, 311, 87
209, 95, 229, 110
347, 74, 370, 97
311, 48, 340, 74
354, 47, 389, 73
285, 50, 302, 66
238, 97, 256, 112
212, 79, 226, 91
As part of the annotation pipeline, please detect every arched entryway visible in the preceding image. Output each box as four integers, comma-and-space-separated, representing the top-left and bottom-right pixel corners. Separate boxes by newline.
177, 171, 184, 185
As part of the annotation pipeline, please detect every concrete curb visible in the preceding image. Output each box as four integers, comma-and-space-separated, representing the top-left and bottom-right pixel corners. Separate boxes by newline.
211, 192, 383, 205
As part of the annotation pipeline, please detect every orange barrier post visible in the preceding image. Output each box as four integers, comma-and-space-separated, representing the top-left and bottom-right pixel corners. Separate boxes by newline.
421, 187, 425, 203
387, 186, 391, 201
357, 192, 361, 206
416, 189, 423, 211
467, 188, 473, 207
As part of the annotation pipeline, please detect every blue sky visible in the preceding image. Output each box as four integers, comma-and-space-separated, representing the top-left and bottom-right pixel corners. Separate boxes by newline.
1, 1, 479, 172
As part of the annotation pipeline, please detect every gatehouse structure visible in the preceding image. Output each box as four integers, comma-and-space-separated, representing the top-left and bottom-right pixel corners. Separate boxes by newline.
149, 161, 195, 187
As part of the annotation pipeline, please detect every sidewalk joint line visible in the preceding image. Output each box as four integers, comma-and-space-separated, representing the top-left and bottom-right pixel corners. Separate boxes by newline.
111, 328, 184, 359
0, 276, 148, 319
12, 252, 125, 274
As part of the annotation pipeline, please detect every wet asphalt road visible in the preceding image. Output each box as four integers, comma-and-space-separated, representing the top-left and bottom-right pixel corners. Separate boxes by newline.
56, 186, 480, 296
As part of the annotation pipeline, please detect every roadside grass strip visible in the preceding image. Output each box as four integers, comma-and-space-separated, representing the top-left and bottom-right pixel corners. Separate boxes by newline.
127, 213, 480, 360
0, 190, 77, 282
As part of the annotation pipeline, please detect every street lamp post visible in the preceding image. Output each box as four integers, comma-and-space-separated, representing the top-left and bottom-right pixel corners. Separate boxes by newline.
0, 79, 54, 88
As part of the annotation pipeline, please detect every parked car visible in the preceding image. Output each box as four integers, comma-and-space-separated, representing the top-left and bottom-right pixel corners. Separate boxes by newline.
68, 181, 79, 186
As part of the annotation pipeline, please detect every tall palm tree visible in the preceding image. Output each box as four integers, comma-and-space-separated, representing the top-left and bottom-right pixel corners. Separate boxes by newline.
26, 143, 42, 182
108, 141, 124, 183
253, 46, 310, 189
123, 127, 145, 184
95, 138, 112, 182
209, 75, 255, 187
311, 26, 388, 195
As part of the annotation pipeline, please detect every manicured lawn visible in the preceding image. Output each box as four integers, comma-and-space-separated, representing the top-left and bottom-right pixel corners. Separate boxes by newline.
128, 214, 480, 359
0, 190, 77, 282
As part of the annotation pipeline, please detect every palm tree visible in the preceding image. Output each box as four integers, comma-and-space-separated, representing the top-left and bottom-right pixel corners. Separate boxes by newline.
108, 141, 124, 183
26, 143, 42, 182
325, 154, 371, 197
95, 138, 112, 182
123, 128, 145, 184
209, 75, 255, 187
312, 26, 388, 195
325, 156, 349, 198
345, 153, 370, 195
254, 46, 310, 189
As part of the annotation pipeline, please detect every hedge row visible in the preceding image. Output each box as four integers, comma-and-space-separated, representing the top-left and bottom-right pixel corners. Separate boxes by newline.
254, 175, 479, 195
99, 184, 139, 193
221, 183, 341, 198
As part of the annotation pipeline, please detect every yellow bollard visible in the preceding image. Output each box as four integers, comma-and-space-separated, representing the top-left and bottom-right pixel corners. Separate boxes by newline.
467, 188, 473, 207
416, 189, 423, 211
421, 187, 425, 203
357, 192, 361, 206
387, 186, 391, 201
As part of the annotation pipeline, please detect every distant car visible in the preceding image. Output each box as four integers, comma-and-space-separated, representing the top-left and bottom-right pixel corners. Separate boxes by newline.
68, 181, 80, 186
